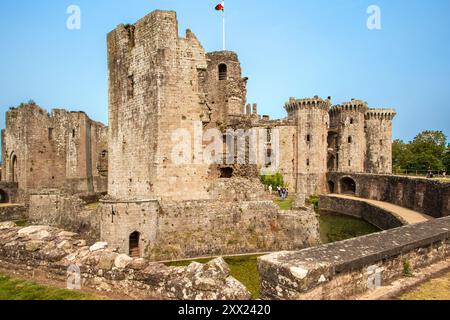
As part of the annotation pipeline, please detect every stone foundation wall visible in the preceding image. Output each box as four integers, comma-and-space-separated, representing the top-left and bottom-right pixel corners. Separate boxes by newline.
0, 223, 250, 300
100, 199, 320, 261
319, 195, 404, 230
327, 173, 450, 218
258, 217, 450, 300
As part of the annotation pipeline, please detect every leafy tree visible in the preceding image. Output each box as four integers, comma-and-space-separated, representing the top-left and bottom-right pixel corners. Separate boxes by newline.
443, 145, 450, 173
409, 131, 446, 171
392, 139, 412, 172
392, 131, 448, 173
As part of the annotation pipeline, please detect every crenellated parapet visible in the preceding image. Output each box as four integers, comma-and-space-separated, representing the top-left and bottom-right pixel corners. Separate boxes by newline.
365, 109, 396, 121
285, 96, 331, 114
329, 99, 368, 116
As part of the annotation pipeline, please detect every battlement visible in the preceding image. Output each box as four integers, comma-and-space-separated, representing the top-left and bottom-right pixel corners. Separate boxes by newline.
365, 108, 396, 120
207, 51, 239, 62
330, 99, 368, 115
285, 96, 331, 113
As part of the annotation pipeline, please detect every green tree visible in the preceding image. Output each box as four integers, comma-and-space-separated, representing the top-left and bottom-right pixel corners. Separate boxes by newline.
409, 131, 446, 171
443, 145, 450, 173
392, 139, 412, 172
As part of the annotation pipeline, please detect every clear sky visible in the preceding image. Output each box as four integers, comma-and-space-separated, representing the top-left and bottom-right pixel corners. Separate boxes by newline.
1, 0, 449, 142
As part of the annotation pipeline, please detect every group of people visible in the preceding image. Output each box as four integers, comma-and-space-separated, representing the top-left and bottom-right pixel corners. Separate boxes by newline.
268, 185, 289, 200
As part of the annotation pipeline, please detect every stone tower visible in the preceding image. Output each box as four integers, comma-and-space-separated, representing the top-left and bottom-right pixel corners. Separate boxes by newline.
203, 51, 248, 126
329, 99, 368, 173
285, 96, 331, 197
365, 109, 396, 174
103, 10, 214, 254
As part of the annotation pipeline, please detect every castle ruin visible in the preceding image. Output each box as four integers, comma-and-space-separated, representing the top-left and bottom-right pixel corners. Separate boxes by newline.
0, 10, 396, 261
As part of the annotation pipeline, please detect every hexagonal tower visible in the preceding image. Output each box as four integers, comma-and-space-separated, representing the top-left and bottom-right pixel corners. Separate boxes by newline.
285, 96, 331, 197
365, 109, 396, 174
329, 99, 368, 173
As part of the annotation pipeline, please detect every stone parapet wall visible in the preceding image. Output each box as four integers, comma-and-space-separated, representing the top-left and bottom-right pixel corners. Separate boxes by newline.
258, 217, 450, 300
0, 223, 251, 300
327, 172, 450, 218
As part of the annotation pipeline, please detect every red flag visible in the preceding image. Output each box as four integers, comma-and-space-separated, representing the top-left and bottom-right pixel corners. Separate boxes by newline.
215, 3, 224, 11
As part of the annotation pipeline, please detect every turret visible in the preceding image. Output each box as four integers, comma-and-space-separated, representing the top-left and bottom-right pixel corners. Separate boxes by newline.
286, 96, 331, 197
365, 109, 396, 174
329, 99, 368, 173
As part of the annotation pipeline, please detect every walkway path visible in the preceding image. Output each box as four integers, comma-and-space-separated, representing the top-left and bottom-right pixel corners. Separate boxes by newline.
328, 194, 433, 225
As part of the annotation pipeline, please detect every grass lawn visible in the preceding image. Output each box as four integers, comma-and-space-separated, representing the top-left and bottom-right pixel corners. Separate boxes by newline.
400, 271, 450, 300
274, 196, 294, 210
0, 273, 102, 300
166, 255, 262, 299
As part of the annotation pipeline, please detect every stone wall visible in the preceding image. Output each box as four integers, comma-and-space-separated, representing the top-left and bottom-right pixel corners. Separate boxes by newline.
0, 223, 250, 300
0, 204, 27, 222
319, 195, 404, 230
258, 216, 450, 300
1, 104, 108, 194
327, 172, 450, 218
101, 196, 320, 261
28, 191, 100, 243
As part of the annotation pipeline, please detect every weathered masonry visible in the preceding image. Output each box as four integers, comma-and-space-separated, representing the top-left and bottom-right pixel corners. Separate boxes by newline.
258, 216, 450, 300
326, 172, 450, 218
1, 104, 108, 195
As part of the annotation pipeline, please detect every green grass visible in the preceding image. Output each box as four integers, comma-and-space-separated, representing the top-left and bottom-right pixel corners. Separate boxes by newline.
0, 273, 103, 300
14, 220, 29, 227
166, 255, 263, 300
274, 196, 294, 210
401, 271, 450, 300
319, 212, 380, 244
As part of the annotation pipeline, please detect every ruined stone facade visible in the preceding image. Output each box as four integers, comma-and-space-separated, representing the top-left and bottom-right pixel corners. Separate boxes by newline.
1, 104, 108, 195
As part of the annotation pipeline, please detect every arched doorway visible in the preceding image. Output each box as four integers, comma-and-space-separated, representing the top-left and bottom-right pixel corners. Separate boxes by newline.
328, 181, 335, 194
0, 189, 9, 203
340, 177, 356, 195
129, 231, 141, 258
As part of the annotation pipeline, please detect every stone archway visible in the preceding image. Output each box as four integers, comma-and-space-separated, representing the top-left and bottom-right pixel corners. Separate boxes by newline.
340, 177, 356, 195
129, 231, 141, 258
328, 181, 335, 194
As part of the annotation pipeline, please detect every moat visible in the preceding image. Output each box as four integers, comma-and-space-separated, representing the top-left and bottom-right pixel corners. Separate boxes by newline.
165, 211, 381, 299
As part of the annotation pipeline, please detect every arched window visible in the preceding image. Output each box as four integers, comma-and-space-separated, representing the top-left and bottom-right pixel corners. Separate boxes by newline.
129, 231, 141, 258
10, 154, 18, 183
348, 136, 353, 144
218, 64, 228, 81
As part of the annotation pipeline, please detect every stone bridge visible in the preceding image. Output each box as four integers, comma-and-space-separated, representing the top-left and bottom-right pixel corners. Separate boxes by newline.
322, 173, 449, 225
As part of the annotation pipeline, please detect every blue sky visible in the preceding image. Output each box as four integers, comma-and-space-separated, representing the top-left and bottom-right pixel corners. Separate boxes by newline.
0, 0, 449, 142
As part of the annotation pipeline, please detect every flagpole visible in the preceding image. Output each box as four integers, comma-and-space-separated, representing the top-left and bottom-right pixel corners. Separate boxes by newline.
222, 0, 226, 50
